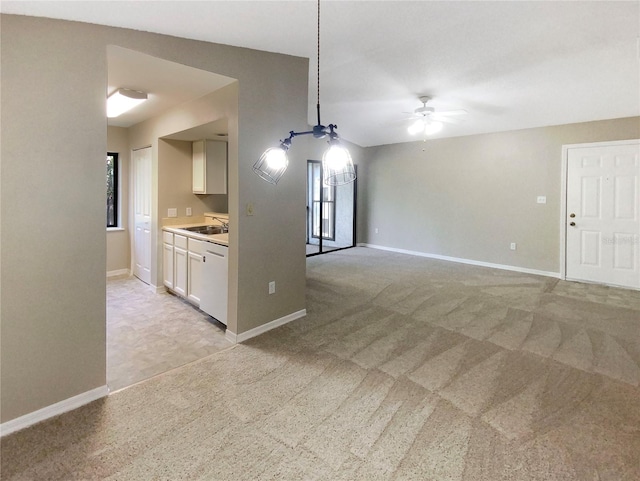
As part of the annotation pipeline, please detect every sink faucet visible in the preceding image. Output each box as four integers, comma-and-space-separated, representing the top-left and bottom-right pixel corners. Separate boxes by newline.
212, 217, 229, 230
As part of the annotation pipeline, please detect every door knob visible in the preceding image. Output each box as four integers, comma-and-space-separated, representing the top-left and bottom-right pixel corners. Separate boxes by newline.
569, 213, 576, 218
570, 222, 576, 227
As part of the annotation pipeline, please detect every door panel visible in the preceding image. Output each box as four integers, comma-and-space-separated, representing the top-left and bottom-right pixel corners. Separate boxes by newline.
566, 143, 640, 288
581, 177, 601, 217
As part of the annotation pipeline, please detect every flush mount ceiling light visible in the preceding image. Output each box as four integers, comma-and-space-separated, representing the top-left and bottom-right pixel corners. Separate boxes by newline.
107, 88, 148, 118
253, 0, 355, 186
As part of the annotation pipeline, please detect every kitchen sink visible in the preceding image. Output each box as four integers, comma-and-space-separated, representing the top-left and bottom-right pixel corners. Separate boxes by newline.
183, 225, 228, 235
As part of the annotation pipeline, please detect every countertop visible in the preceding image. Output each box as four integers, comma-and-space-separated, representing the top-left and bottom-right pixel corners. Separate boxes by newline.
163, 223, 228, 247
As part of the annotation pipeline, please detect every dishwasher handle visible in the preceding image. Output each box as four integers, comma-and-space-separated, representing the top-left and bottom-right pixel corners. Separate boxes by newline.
205, 249, 225, 259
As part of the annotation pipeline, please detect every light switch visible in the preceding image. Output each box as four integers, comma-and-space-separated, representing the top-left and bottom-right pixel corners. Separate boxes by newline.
246, 202, 255, 216
168, 208, 177, 218
186, 207, 192, 216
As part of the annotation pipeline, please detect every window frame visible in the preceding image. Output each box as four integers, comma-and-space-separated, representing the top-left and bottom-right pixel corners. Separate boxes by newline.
107, 152, 119, 228
309, 160, 336, 242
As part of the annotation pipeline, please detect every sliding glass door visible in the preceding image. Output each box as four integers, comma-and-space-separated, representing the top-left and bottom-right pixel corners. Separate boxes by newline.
306, 160, 356, 256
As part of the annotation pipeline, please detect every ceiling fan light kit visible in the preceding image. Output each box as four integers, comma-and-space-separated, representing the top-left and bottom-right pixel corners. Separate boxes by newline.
406, 95, 466, 137
253, 0, 355, 186
408, 118, 443, 136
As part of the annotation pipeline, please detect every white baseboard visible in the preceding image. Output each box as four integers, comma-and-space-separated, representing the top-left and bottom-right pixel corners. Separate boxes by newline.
107, 268, 130, 278
226, 309, 307, 344
358, 243, 560, 279
0, 385, 109, 437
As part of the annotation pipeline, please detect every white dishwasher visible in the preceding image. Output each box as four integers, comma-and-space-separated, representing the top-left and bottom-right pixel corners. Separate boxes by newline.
200, 241, 228, 325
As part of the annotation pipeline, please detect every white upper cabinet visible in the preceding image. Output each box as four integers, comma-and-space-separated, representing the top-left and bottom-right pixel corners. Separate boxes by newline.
192, 140, 227, 195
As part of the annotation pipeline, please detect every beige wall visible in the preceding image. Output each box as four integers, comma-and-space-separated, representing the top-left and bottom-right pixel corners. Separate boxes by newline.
360, 117, 640, 273
158, 139, 228, 218
1, 14, 308, 423
1, 15, 108, 423
107, 126, 131, 273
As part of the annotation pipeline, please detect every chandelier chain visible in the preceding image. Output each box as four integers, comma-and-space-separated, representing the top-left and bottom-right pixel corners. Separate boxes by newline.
317, 0, 320, 106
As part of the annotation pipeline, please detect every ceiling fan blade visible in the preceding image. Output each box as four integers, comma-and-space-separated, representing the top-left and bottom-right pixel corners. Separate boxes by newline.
390, 117, 418, 125
435, 109, 468, 116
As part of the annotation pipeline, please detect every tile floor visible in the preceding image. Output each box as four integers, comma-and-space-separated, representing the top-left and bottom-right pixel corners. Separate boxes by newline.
107, 275, 232, 391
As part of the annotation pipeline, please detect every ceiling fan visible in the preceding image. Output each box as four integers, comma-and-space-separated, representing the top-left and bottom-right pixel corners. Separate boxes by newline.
405, 96, 467, 135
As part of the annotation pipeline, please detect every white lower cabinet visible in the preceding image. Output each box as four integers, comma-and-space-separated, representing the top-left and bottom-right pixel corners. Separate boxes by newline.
162, 229, 227, 321
174, 245, 188, 297
187, 239, 203, 305
162, 231, 175, 289
162, 242, 174, 289
173, 234, 189, 297
163, 230, 212, 312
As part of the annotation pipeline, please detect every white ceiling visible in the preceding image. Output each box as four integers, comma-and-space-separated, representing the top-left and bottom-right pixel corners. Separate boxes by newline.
3, 1, 639, 147
107, 46, 236, 128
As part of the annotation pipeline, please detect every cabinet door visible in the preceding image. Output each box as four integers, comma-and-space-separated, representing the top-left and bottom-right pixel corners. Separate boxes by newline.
163, 243, 174, 289
192, 140, 206, 194
193, 140, 227, 194
187, 251, 203, 305
204, 140, 228, 195
174, 246, 188, 297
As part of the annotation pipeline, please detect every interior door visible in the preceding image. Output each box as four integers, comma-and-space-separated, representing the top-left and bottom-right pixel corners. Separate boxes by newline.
566, 142, 640, 288
133, 146, 152, 285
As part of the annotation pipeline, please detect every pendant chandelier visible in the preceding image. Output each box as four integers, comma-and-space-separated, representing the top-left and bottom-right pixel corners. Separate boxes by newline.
253, 0, 356, 186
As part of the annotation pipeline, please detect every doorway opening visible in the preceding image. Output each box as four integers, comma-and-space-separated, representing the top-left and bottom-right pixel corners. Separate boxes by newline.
106, 46, 237, 391
306, 160, 356, 256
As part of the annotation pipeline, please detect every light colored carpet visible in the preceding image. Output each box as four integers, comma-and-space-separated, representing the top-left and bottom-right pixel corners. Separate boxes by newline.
2, 247, 640, 480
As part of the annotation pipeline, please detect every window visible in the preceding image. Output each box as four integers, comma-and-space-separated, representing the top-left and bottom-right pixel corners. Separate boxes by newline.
309, 161, 336, 241
107, 152, 119, 228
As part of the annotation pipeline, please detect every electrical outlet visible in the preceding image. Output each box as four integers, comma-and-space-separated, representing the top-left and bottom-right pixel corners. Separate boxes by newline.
375, 228, 379, 234
168, 208, 177, 218
268, 281, 276, 295
536, 196, 547, 204
186, 207, 192, 216
510, 242, 517, 250
246, 202, 255, 216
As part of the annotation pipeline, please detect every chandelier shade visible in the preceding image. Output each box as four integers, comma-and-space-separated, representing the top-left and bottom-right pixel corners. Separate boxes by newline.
252, 140, 291, 184
322, 137, 355, 186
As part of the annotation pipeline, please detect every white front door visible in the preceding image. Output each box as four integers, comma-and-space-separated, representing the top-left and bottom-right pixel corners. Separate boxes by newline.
133, 147, 152, 285
565, 141, 640, 289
